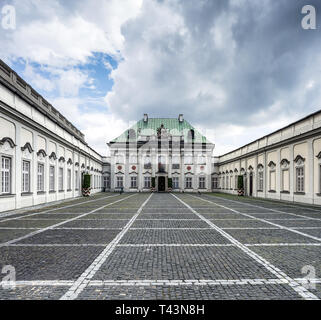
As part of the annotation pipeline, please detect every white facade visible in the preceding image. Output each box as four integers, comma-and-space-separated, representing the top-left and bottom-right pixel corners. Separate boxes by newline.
0, 60, 106, 213
212, 110, 321, 205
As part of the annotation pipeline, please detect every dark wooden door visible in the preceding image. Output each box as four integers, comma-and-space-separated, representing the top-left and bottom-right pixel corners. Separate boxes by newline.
158, 177, 166, 192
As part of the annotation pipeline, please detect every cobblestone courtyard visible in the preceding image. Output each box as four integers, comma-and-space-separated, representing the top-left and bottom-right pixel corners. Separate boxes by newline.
0, 192, 321, 300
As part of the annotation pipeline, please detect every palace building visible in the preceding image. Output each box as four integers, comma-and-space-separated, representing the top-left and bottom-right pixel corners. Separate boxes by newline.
1, 58, 321, 213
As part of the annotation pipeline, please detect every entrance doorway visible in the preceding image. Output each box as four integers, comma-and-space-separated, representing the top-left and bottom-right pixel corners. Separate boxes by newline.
249, 173, 253, 196
158, 176, 166, 192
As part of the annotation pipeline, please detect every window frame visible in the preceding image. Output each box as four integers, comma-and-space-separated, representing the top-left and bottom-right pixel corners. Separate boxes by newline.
37, 163, 45, 192
1, 156, 12, 194
22, 160, 31, 193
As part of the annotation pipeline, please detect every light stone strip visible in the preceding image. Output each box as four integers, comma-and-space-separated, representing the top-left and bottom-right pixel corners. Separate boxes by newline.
0, 194, 137, 247
0, 194, 121, 222
136, 219, 202, 221
8, 244, 107, 247
129, 228, 213, 230
207, 195, 321, 221
2, 278, 319, 288
245, 243, 321, 247
116, 244, 235, 247
194, 196, 321, 243
60, 193, 153, 300
0, 227, 124, 230
174, 194, 319, 300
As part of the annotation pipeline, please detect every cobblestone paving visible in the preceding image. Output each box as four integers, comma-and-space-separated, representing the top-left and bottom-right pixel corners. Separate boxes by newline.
0, 192, 321, 300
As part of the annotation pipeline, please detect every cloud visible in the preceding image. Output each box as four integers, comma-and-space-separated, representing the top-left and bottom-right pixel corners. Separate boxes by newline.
1, 0, 320, 156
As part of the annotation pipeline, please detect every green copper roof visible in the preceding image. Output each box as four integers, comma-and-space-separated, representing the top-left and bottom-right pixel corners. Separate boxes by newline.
110, 118, 212, 144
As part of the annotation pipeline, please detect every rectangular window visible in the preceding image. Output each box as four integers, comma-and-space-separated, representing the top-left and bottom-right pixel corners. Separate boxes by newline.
22, 161, 30, 193
185, 177, 192, 189
49, 166, 55, 191
235, 175, 238, 189
199, 177, 206, 189
296, 167, 304, 192
144, 176, 151, 188
258, 171, 264, 191
282, 170, 289, 192
58, 167, 64, 191
37, 163, 44, 192
131, 176, 137, 188
212, 177, 218, 189
173, 177, 179, 189
1, 157, 11, 194
230, 176, 233, 189
226, 176, 229, 190
269, 170, 276, 191
75, 170, 79, 190
116, 176, 123, 188
103, 176, 110, 188
67, 169, 71, 190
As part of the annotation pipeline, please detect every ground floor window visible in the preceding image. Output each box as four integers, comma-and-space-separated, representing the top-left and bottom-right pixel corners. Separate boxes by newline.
282, 169, 289, 192
269, 170, 276, 191
235, 175, 238, 189
230, 176, 233, 189
37, 163, 44, 192
104, 176, 110, 188
185, 177, 192, 189
22, 160, 30, 193
199, 177, 206, 189
67, 169, 71, 190
173, 177, 179, 189
144, 176, 151, 188
212, 176, 218, 189
258, 171, 263, 191
49, 166, 55, 191
75, 171, 79, 190
131, 176, 137, 188
1, 157, 11, 194
58, 167, 64, 191
116, 176, 123, 188
226, 176, 229, 190
296, 167, 304, 192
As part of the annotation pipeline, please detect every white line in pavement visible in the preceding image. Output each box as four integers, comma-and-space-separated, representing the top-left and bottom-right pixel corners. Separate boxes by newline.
207, 194, 321, 221
0, 194, 120, 222
245, 243, 321, 247
116, 243, 235, 247
193, 196, 321, 243
0, 194, 137, 247
173, 194, 319, 300
60, 193, 153, 300
2, 278, 320, 288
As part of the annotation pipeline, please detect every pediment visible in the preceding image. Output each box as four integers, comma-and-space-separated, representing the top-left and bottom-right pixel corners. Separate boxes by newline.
37, 149, 47, 158
21, 142, 34, 153
0, 137, 16, 149
49, 152, 57, 160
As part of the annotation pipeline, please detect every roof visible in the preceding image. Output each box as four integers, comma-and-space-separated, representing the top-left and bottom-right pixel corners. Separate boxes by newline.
110, 118, 212, 144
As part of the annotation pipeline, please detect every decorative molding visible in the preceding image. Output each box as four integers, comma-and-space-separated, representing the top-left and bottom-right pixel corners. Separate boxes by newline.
248, 165, 254, 171
59, 156, 65, 163
229, 170, 233, 174
0, 137, 16, 148
294, 155, 305, 163
37, 149, 47, 158
67, 158, 73, 165
268, 161, 276, 168
257, 164, 264, 170
316, 151, 321, 159
49, 152, 57, 160
75, 162, 79, 167
280, 158, 290, 166
81, 164, 85, 169
91, 167, 94, 171
234, 168, 238, 173
21, 142, 34, 153
129, 171, 138, 175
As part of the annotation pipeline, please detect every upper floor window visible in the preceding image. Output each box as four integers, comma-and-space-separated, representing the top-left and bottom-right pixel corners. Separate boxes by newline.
1, 157, 11, 194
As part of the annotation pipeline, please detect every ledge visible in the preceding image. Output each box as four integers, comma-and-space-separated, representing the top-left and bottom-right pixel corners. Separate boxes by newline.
257, 190, 263, 192
294, 192, 305, 195
67, 189, 72, 192
59, 190, 65, 193
21, 192, 33, 197
268, 190, 276, 193
37, 191, 46, 195
0, 194, 16, 198
280, 191, 290, 194
49, 191, 56, 194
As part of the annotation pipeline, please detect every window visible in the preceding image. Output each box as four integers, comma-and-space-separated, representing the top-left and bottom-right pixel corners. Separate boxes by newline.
199, 177, 206, 189
103, 176, 110, 188
185, 177, 192, 189
144, 176, 151, 188
131, 176, 137, 188
296, 167, 304, 192
22, 161, 30, 193
1, 157, 11, 194
67, 169, 71, 190
235, 175, 238, 189
212, 176, 218, 189
58, 167, 64, 191
75, 170, 79, 190
173, 177, 179, 189
282, 170, 289, 192
230, 176, 233, 189
226, 176, 229, 190
37, 164, 44, 192
49, 166, 55, 191
222, 175, 225, 189
144, 156, 152, 169
116, 176, 123, 188
184, 155, 193, 164
258, 171, 264, 191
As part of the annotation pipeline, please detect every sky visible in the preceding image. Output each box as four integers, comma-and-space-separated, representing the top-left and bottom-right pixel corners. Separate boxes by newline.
0, 0, 320, 156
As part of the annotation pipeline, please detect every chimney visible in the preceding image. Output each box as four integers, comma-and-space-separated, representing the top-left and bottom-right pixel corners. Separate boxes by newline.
143, 114, 148, 123
178, 114, 184, 123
